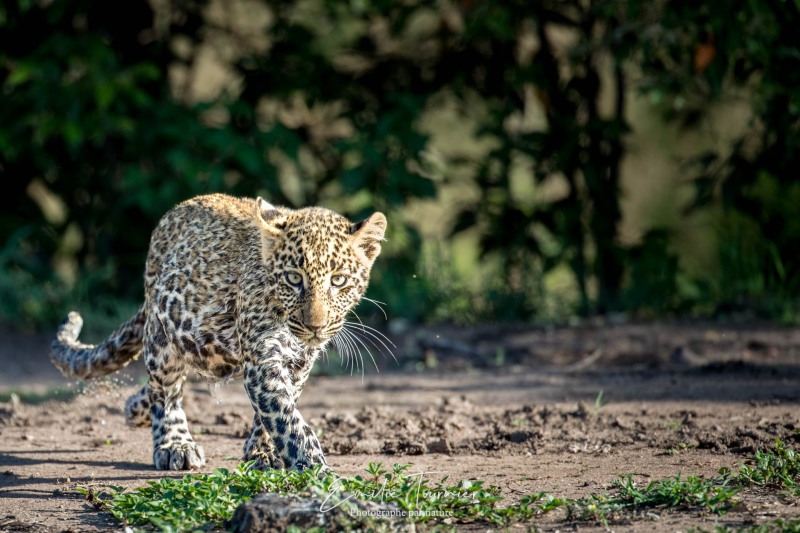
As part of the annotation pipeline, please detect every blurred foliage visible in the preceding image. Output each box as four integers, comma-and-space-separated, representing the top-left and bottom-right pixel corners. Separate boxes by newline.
447, 1, 632, 314
1, 0, 799, 329
630, 0, 800, 320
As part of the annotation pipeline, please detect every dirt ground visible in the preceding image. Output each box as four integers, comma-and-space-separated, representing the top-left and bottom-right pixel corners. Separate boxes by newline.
1, 320, 799, 531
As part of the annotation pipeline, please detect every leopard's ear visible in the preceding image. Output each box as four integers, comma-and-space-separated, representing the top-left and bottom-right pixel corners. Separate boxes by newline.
255, 197, 287, 237
350, 212, 387, 267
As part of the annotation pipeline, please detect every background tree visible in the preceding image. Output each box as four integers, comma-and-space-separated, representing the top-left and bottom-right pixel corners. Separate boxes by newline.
1, 0, 799, 330
631, 0, 800, 319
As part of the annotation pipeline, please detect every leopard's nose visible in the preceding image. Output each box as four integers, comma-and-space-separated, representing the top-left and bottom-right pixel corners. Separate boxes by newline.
304, 322, 326, 334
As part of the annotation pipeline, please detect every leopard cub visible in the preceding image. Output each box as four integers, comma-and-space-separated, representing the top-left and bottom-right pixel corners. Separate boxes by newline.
51, 194, 386, 471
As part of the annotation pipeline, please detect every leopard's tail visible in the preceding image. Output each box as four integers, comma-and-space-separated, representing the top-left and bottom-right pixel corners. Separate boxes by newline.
50, 306, 146, 380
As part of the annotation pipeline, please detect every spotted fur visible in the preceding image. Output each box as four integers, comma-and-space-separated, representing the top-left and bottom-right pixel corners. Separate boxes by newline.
50, 194, 386, 471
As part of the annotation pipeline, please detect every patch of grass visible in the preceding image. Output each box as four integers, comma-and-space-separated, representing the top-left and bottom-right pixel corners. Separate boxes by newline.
692, 519, 800, 533
79, 441, 799, 531
662, 442, 694, 456
592, 390, 606, 416
562, 474, 738, 525
82, 462, 513, 531
80, 466, 738, 531
729, 439, 800, 493
612, 474, 737, 514
661, 418, 684, 431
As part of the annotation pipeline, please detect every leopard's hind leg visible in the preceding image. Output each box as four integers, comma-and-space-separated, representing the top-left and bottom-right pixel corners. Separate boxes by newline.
143, 316, 205, 470
124, 384, 150, 427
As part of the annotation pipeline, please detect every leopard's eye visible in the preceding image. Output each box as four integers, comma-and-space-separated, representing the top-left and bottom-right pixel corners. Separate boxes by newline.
331, 274, 348, 287
285, 272, 303, 287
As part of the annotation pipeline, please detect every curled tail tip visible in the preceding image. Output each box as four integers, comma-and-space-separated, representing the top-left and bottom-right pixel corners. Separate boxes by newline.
58, 311, 84, 341
66, 310, 83, 326
50, 311, 86, 379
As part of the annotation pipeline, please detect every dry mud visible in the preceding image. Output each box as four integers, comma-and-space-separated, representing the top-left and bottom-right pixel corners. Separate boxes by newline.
0, 321, 799, 531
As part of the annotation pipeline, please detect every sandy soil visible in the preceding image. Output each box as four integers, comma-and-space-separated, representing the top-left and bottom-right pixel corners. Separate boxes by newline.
0, 320, 799, 531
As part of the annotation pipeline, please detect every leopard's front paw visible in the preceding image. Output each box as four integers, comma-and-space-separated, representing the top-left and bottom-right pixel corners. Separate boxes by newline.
250, 451, 284, 471
290, 459, 331, 474
284, 446, 328, 472
244, 440, 282, 470
153, 440, 206, 470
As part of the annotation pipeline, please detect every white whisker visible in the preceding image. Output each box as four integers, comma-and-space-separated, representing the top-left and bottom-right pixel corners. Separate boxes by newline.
348, 310, 396, 350
351, 334, 360, 376
361, 297, 388, 320
355, 322, 397, 348
338, 328, 357, 370
343, 327, 379, 373
343, 322, 398, 364
328, 337, 343, 365
336, 335, 350, 368
344, 327, 390, 369
340, 329, 369, 382
342, 323, 397, 366
339, 327, 360, 376
350, 309, 366, 328
331, 336, 340, 364
339, 333, 353, 370
324, 299, 396, 379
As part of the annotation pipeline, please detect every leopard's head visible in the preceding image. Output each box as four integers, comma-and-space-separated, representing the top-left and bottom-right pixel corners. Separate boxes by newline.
255, 197, 387, 347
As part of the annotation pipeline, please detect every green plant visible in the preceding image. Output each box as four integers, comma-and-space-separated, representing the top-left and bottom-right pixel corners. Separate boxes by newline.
612, 474, 737, 514
728, 439, 800, 495
82, 462, 516, 530
81, 449, 800, 531
557, 474, 738, 525
593, 390, 606, 416
691, 519, 800, 533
